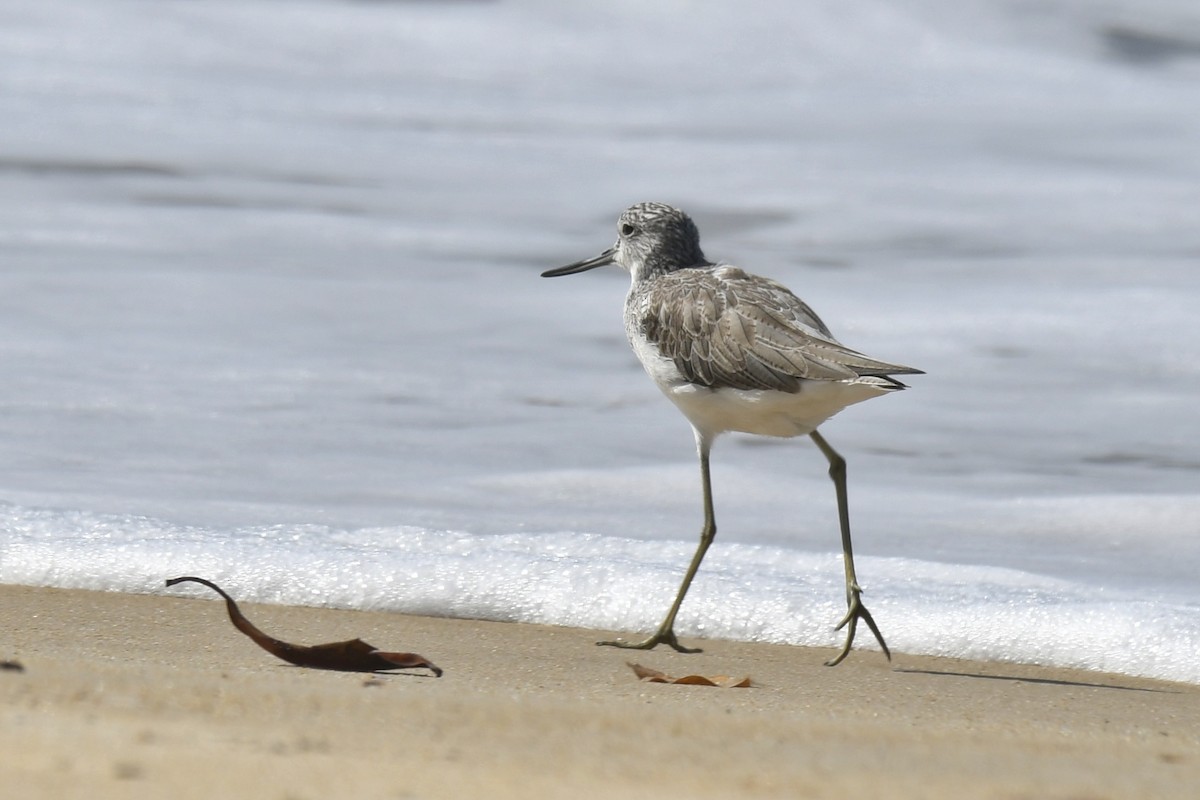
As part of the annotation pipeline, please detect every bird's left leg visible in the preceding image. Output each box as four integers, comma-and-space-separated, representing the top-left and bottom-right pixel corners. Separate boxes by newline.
809, 430, 891, 666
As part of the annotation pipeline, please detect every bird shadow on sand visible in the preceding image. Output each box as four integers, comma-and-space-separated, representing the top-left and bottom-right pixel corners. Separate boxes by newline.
892, 666, 1179, 694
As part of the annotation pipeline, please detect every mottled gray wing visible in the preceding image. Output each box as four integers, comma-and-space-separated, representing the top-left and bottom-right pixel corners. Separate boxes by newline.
637, 266, 920, 392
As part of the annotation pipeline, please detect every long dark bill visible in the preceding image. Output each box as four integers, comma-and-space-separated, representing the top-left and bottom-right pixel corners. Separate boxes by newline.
541, 248, 616, 278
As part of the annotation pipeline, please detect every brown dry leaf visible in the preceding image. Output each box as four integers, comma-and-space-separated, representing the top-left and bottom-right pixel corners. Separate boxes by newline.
628, 662, 752, 688
166, 576, 442, 677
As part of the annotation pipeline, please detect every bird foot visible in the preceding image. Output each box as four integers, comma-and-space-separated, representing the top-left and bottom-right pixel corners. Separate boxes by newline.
597, 628, 702, 653
825, 587, 891, 667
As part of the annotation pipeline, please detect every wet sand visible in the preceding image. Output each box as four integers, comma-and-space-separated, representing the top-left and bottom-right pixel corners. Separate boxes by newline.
1, 583, 1197, 799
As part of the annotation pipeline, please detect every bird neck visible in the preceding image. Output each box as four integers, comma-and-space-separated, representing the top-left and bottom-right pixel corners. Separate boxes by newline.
632, 251, 710, 284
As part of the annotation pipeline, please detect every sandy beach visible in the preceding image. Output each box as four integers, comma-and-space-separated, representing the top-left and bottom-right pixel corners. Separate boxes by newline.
1, 583, 1196, 799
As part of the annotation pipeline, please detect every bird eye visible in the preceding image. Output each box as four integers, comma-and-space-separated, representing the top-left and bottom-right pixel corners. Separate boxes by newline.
620, 223, 638, 237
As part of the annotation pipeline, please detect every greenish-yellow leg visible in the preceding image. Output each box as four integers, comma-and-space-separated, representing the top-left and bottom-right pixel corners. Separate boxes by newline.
598, 434, 715, 653
810, 430, 891, 666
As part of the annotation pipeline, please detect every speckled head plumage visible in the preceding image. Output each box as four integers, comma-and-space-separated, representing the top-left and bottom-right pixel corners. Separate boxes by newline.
614, 202, 707, 278
540, 202, 707, 282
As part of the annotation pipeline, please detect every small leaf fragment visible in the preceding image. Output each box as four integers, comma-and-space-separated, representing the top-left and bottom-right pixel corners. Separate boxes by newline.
166, 576, 442, 676
628, 662, 751, 688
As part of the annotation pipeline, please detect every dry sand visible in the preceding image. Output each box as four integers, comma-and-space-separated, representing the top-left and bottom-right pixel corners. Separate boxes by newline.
1, 583, 1197, 799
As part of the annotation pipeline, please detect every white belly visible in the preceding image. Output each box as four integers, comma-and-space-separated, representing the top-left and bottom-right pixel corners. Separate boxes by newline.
666, 379, 888, 439
628, 328, 889, 439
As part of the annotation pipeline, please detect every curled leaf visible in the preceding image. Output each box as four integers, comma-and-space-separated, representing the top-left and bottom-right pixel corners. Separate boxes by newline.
165, 576, 442, 677
628, 662, 751, 688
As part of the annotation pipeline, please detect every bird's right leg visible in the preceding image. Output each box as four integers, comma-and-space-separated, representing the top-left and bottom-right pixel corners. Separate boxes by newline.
598, 433, 715, 653
810, 430, 891, 666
